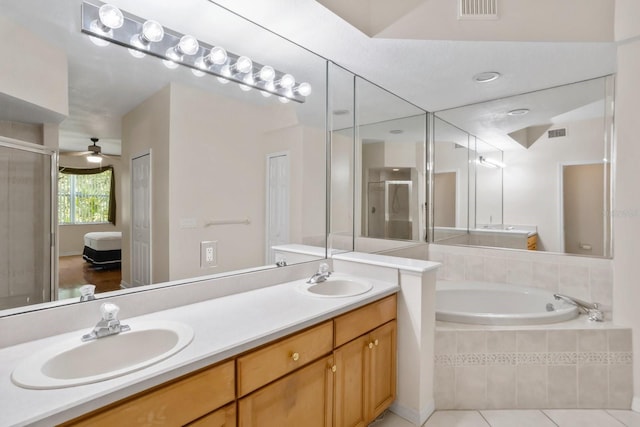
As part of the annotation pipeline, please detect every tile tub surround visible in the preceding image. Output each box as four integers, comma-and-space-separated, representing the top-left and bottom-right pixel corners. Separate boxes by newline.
428, 244, 613, 315
434, 327, 633, 410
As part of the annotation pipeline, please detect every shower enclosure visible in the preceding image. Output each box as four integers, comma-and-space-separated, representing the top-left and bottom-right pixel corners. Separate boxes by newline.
0, 137, 56, 310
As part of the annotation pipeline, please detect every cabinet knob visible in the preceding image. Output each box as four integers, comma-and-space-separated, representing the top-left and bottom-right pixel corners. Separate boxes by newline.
331, 365, 337, 373
291, 352, 300, 361
374, 339, 379, 346
368, 342, 374, 349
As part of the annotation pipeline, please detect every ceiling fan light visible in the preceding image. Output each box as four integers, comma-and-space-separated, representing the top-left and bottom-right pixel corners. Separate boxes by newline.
87, 154, 102, 163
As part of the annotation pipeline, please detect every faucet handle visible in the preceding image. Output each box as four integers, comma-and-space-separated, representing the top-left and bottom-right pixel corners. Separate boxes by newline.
79, 284, 96, 302
100, 302, 120, 321
318, 263, 330, 274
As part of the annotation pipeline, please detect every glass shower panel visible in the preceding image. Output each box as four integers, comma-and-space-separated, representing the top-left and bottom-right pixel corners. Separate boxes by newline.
0, 138, 54, 310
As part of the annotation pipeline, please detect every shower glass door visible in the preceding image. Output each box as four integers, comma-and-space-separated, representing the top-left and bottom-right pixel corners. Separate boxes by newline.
0, 137, 55, 310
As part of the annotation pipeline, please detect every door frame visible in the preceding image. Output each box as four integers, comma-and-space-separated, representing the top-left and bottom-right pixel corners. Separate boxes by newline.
265, 151, 290, 264
130, 150, 152, 287
558, 160, 604, 254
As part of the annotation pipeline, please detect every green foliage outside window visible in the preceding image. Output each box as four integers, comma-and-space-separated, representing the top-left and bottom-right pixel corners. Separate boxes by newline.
58, 169, 112, 224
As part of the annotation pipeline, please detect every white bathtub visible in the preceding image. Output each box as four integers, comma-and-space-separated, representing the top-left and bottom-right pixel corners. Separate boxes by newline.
436, 281, 579, 325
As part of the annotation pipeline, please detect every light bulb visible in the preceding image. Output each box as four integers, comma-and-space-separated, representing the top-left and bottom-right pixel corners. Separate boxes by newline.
163, 50, 179, 69
192, 68, 205, 77
87, 154, 102, 164
88, 20, 111, 46
234, 56, 253, 74
208, 47, 227, 65
295, 82, 312, 96
258, 66, 275, 82
128, 48, 145, 58
177, 35, 199, 56
260, 90, 272, 98
278, 96, 290, 104
141, 20, 164, 43
279, 74, 295, 89
217, 65, 231, 84
98, 4, 124, 30
239, 84, 252, 92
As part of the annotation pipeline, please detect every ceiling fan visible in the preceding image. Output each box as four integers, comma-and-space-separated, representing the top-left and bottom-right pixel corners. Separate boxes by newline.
67, 138, 116, 163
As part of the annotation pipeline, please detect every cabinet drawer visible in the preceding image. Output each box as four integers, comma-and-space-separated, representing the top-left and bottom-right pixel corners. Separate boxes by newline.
62, 360, 235, 427
187, 402, 236, 427
237, 321, 333, 397
334, 294, 397, 347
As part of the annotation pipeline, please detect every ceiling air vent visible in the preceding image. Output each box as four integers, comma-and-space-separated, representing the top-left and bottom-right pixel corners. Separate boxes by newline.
459, 0, 498, 20
548, 128, 568, 139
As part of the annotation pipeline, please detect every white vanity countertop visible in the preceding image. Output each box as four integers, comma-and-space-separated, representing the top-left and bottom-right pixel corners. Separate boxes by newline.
0, 273, 399, 427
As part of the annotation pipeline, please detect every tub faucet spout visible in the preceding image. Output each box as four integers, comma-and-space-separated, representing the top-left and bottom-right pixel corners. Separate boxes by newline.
554, 294, 603, 322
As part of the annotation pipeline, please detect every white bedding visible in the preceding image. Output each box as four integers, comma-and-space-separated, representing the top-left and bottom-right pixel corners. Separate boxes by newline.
83, 232, 122, 252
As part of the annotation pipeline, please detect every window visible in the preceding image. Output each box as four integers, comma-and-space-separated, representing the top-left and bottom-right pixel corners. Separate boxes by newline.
58, 166, 116, 224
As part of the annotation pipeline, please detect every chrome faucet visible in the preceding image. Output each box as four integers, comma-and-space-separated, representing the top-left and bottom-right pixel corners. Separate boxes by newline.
79, 284, 96, 302
307, 263, 331, 284
554, 294, 604, 322
82, 302, 131, 341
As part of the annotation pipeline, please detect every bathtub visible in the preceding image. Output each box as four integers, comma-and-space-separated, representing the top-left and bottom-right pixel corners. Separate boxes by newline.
436, 281, 579, 325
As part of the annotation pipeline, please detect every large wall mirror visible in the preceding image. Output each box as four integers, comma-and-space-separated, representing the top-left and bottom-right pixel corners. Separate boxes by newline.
328, 63, 427, 254
0, 0, 328, 314
432, 75, 614, 258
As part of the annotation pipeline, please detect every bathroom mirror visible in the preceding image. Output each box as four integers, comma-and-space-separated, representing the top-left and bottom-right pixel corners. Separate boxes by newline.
432, 75, 614, 257
0, 0, 328, 313
328, 64, 428, 255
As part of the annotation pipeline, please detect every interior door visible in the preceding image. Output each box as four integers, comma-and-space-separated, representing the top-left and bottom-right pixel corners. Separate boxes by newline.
563, 163, 605, 256
131, 153, 151, 287
265, 152, 289, 264
434, 172, 457, 227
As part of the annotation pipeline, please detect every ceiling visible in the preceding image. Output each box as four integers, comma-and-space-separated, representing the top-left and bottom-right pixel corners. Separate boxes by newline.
1, 0, 618, 154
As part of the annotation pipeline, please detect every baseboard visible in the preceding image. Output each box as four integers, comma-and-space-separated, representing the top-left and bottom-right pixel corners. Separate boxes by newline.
389, 400, 435, 426
59, 251, 83, 257
631, 396, 640, 412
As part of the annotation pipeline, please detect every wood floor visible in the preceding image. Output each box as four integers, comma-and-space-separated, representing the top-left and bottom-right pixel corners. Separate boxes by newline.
58, 255, 122, 299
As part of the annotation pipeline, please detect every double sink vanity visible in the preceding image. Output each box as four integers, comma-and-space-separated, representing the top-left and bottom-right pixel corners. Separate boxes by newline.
0, 255, 444, 427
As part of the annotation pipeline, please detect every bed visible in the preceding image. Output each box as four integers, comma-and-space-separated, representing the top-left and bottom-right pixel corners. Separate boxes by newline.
82, 231, 122, 269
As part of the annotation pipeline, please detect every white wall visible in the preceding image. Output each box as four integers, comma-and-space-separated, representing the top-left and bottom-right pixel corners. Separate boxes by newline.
612, 0, 640, 410
503, 118, 605, 252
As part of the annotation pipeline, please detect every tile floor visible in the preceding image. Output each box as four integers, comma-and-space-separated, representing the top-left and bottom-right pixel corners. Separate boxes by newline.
371, 409, 640, 427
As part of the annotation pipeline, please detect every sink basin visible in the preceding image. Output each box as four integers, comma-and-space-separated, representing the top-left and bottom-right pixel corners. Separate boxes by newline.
302, 277, 373, 297
12, 320, 194, 389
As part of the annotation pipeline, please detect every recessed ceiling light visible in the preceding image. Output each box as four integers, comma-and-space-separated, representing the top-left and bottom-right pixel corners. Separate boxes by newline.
389, 129, 403, 134
392, 168, 400, 172
507, 108, 530, 116
473, 71, 501, 83
332, 109, 350, 116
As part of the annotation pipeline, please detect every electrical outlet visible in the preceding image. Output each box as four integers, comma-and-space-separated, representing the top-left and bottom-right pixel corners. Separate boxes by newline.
200, 241, 217, 268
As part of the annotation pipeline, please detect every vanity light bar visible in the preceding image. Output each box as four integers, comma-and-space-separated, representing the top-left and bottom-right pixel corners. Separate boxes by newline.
81, 1, 310, 103
477, 156, 506, 169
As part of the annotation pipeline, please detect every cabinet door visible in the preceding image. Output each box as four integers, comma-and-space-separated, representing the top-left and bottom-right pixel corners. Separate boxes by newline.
333, 334, 369, 427
367, 320, 397, 421
238, 356, 333, 427
187, 403, 236, 427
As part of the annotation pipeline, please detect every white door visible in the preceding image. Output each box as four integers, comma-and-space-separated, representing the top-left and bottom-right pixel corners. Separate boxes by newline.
131, 153, 151, 286
265, 153, 289, 264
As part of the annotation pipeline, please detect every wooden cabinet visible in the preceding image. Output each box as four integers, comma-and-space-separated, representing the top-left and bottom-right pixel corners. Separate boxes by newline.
238, 356, 334, 427
61, 360, 235, 427
60, 294, 397, 427
237, 321, 333, 397
187, 403, 236, 427
333, 295, 397, 427
527, 234, 537, 250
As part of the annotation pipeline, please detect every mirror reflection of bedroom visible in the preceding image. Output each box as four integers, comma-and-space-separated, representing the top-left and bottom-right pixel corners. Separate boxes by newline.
58, 153, 122, 300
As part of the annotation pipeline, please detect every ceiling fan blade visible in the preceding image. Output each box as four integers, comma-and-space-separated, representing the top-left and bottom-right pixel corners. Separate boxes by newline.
62, 151, 91, 156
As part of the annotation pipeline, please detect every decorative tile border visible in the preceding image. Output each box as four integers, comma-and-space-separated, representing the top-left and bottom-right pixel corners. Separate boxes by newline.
436, 351, 632, 367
